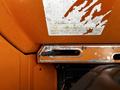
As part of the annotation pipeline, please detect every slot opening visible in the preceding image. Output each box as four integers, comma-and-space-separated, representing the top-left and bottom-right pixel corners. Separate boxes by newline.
41, 49, 81, 56
113, 53, 120, 60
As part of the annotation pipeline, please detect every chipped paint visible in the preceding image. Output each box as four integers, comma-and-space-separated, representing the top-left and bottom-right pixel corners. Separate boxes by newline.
43, 0, 112, 36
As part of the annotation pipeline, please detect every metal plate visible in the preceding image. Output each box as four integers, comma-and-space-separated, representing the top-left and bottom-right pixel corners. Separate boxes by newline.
37, 45, 120, 63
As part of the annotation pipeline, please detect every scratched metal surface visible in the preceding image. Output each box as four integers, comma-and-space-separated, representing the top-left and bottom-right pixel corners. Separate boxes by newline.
37, 45, 120, 63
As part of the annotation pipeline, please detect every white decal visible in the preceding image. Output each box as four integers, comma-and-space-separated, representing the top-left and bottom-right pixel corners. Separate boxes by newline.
43, 0, 112, 36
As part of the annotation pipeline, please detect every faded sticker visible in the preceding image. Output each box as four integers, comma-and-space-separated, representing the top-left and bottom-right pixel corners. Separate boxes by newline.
42, 0, 112, 36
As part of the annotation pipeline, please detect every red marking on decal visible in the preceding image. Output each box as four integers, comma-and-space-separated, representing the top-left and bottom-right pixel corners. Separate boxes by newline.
64, 0, 84, 17
84, 29, 93, 34
64, 0, 114, 20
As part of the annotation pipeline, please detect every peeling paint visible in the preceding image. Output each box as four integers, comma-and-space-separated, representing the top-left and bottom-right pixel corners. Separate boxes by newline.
43, 0, 112, 36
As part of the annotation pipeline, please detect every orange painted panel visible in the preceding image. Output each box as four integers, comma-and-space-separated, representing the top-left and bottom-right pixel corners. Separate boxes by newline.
0, 0, 39, 53
0, 35, 20, 90
33, 64, 57, 90
0, 0, 120, 53
0, 35, 57, 90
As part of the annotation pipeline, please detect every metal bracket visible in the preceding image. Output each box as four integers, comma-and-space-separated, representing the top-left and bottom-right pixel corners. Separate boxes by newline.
37, 45, 120, 63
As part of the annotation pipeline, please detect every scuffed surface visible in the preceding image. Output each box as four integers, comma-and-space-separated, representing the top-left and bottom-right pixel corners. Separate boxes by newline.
43, 0, 112, 36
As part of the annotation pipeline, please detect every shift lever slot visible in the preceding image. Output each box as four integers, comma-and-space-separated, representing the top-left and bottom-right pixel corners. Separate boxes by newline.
41, 50, 80, 56
37, 45, 120, 63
